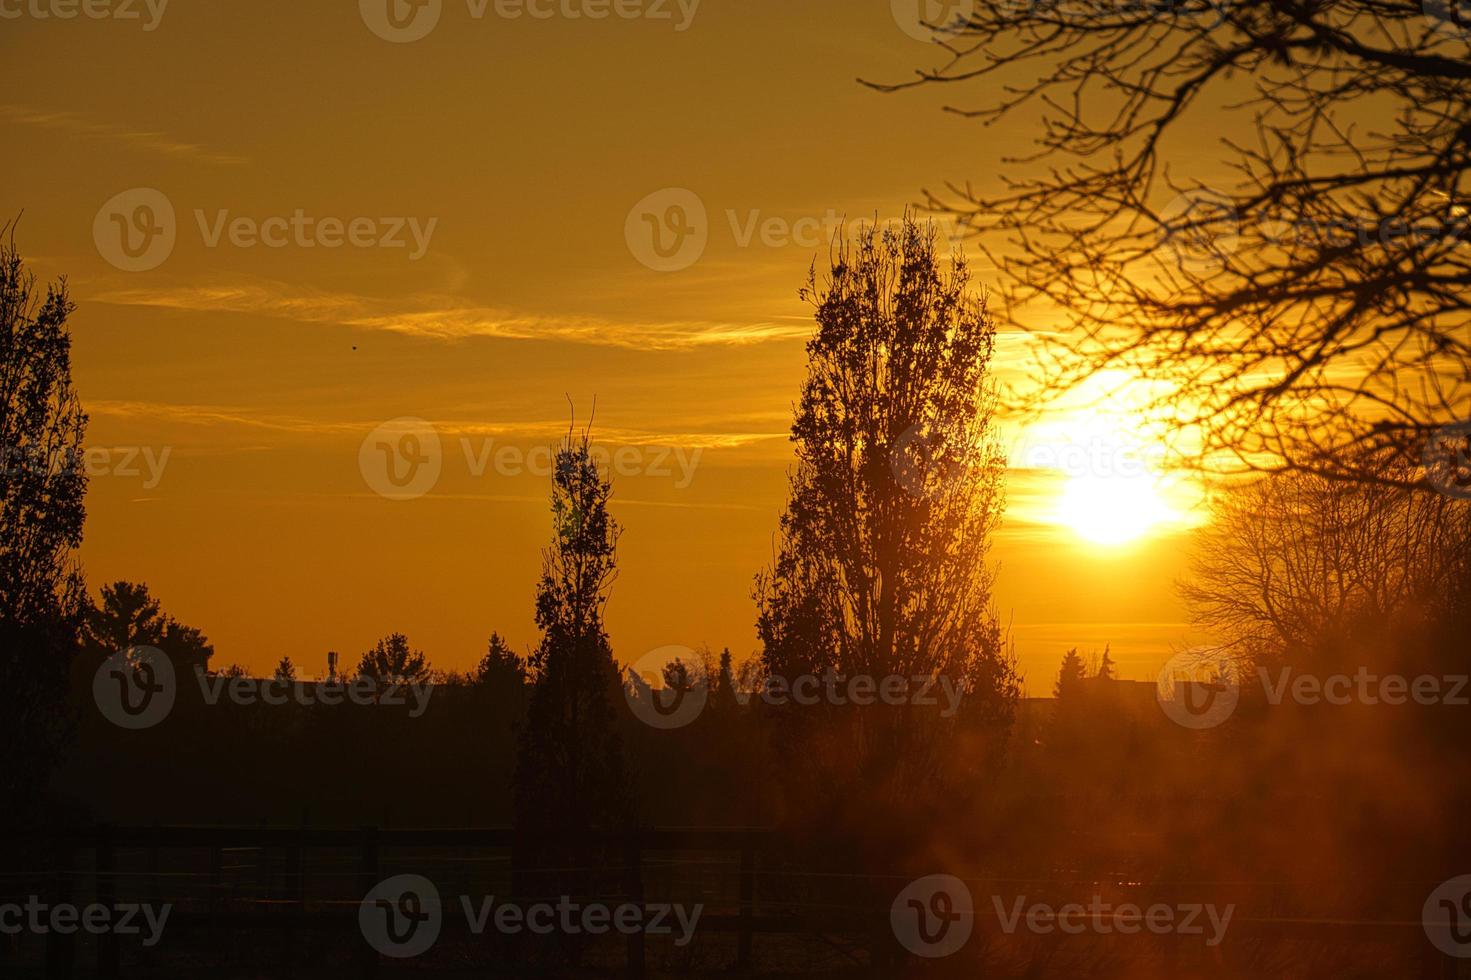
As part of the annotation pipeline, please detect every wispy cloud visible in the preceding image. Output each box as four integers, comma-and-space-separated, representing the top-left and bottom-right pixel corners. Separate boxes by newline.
86, 399, 786, 450
0, 104, 245, 165
91, 278, 810, 350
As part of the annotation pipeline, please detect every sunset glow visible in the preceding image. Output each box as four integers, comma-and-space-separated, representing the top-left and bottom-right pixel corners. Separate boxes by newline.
1055, 472, 1180, 546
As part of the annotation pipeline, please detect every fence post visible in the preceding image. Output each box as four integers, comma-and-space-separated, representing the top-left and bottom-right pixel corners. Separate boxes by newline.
285, 821, 304, 964
96, 824, 118, 980
624, 834, 645, 980
46, 837, 76, 980
737, 834, 755, 970
208, 843, 223, 926
359, 827, 380, 980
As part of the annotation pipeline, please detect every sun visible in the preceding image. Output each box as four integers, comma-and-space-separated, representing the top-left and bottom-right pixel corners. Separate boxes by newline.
1056, 472, 1180, 546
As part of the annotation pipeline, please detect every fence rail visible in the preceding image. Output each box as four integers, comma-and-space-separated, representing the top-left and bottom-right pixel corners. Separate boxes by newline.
5, 825, 1461, 979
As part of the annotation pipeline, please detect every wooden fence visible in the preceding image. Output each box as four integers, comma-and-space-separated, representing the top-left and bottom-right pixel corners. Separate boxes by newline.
7, 824, 1463, 979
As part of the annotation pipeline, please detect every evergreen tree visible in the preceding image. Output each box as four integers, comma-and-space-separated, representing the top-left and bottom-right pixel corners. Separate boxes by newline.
712, 646, 737, 708
475, 631, 527, 688
82, 581, 215, 675
355, 632, 431, 686
1055, 647, 1086, 699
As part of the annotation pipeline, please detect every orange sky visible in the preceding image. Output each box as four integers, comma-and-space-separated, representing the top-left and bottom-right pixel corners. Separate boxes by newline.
2, 0, 1213, 693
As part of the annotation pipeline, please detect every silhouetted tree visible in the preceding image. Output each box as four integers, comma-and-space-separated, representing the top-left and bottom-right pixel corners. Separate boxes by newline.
753, 216, 1018, 871
711, 646, 737, 709
273, 657, 296, 683
875, 3, 1471, 485
83, 580, 214, 675
355, 632, 430, 686
755, 216, 1017, 715
1054, 648, 1086, 700
1097, 645, 1115, 682
475, 631, 527, 688
515, 429, 628, 832
0, 233, 87, 822
1182, 457, 1471, 671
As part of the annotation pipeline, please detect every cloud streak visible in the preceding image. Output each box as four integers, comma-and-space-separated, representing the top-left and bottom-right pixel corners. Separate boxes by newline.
0, 104, 246, 165
91, 278, 811, 350
85, 399, 786, 450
